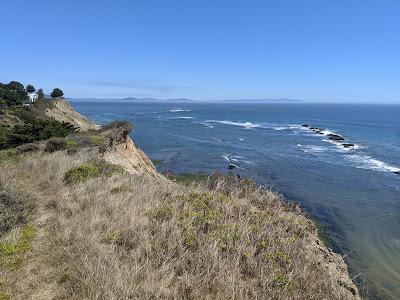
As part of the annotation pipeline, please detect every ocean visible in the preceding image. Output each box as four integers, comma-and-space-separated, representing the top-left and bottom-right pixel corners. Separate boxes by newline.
71, 100, 400, 299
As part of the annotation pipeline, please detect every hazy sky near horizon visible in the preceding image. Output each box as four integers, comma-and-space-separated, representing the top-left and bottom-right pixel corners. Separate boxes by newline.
1, 0, 399, 103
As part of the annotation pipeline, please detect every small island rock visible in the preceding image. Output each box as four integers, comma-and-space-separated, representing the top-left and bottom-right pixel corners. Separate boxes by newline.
327, 134, 345, 141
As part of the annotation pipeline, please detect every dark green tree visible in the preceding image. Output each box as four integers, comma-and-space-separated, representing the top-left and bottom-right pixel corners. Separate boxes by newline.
26, 84, 36, 93
37, 88, 45, 100
7, 81, 25, 92
50, 88, 64, 98
0, 81, 28, 106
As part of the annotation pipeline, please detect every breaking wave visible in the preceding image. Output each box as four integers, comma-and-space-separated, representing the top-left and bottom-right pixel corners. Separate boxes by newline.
169, 108, 191, 112
345, 155, 400, 173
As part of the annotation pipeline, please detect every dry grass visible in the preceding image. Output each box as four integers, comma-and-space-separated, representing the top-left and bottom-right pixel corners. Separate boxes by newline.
0, 151, 358, 299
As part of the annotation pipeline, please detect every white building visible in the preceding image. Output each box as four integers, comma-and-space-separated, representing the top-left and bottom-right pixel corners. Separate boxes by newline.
28, 92, 38, 102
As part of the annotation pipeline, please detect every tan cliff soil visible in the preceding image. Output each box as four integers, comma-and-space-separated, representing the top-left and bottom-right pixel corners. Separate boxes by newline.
42, 99, 159, 177
0, 99, 360, 299
41, 97, 96, 131
103, 136, 160, 176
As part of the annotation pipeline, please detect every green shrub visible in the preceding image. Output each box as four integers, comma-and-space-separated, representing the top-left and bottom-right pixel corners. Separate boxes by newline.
5, 106, 35, 123
0, 119, 76, 150
0, 127, 10, 149
0, 224, 36, 270
64, 160, 124, 184
90, 135, 105, 145
65, 140, 78, 150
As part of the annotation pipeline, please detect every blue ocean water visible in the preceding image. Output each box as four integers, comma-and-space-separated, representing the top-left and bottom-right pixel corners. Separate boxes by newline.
71, 100, 400, 299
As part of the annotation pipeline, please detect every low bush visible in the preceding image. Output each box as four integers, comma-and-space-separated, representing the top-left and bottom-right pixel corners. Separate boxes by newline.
90, 135, 105, 146
0, 187, 34, 236
0, 119, 76, 150
64, 160, 124, 184
45, 138, 67, 153
16, 143, 40, 154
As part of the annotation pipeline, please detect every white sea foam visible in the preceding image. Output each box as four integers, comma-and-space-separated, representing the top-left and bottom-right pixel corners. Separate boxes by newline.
222, 154, 244, 164
212, 137, 224, 142
205, 120, 261, 129
222, 154, 230, 162
238, 138, 244, 141
167, 116, 193, 120
273, 126, 288, 131
345, 155, 400, 173
201, 122, 214, 128
169, 108, 191, 112
132, 111, 158, 115
297, 144, 327, 154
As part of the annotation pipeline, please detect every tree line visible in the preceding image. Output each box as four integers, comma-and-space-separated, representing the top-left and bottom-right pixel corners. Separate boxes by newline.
0, 81, 64, 108
0, 81, 75, 150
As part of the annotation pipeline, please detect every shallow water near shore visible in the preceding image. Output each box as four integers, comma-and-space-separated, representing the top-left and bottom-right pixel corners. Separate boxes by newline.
71, 100, 400, 299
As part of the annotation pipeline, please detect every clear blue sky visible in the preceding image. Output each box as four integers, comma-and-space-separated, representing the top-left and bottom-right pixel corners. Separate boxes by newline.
1, 0, 399, 103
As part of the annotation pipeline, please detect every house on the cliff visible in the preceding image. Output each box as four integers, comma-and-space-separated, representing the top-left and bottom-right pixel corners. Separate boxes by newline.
28, 92, 38, 102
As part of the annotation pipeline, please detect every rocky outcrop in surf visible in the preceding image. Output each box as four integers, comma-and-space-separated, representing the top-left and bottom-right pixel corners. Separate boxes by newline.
302, 124, 400, 175
303, 124, 348, 144
327, 134, 345, 141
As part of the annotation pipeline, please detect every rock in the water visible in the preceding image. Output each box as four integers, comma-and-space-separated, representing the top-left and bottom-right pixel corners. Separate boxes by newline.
310, 127, 325, 134
327, 134, 345, 141
228, 163, 238, 170
342, 143, 355, 148
394, 171, 400, 175
302, 124, 309, 128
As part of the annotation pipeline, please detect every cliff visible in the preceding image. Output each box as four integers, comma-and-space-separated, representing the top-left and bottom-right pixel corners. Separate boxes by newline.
0, 99, 359, 299
40, 98, 159, 177
38, 97, 96, 131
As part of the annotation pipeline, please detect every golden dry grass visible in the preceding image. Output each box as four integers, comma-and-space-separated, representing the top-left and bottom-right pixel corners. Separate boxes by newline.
0, 151, 358, 299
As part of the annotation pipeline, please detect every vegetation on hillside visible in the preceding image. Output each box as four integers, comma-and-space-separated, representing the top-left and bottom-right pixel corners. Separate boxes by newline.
64, 159, 124, 184
0, 81, 76, 150
0, 148, 358, 299
0, 81, 28, 107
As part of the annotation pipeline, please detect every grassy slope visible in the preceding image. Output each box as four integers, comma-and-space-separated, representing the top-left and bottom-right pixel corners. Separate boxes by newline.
0, 147, 358, 299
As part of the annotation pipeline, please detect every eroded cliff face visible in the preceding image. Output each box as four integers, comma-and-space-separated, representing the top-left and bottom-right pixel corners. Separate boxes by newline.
43, 99, 158, 177
43, 98, 95, 131
98, 121, 160, 177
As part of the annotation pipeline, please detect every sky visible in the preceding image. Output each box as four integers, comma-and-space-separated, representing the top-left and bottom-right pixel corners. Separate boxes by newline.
0, 0, 399, 103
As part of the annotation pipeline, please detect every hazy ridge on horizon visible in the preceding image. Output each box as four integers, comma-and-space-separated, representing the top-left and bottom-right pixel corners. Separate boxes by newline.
68, 97, 400, 105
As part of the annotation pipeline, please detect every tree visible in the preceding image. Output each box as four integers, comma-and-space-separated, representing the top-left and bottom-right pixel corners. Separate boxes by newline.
8, 81, 25, 92
26, 84, 36, 93
37, 88, 45, 100
50, 88, 64, 98
0, 81, 28, 106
